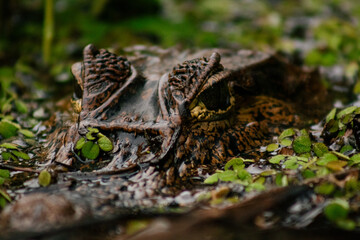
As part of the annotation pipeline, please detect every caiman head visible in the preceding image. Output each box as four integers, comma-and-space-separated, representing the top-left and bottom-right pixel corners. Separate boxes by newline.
55, 46, 294, 184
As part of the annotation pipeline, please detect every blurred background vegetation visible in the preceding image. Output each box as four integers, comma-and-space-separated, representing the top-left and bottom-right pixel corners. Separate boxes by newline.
1, 0, 360, 94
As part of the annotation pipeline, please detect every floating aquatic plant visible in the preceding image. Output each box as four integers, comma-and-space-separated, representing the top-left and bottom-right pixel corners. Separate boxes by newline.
75, 128, 113, 161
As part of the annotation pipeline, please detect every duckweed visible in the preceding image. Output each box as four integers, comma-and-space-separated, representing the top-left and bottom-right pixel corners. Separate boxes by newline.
75, 128, 113, 161
38, 170, 51, 187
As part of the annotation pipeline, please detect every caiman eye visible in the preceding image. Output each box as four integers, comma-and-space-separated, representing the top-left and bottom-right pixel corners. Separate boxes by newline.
197, 81, 231, 111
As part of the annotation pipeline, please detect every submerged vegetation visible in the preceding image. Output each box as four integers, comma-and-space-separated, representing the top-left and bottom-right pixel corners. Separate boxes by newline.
2, 0, 360, 237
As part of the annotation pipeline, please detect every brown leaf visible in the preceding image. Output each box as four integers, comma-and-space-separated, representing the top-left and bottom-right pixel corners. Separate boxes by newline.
326, 160, 347, 171
279, 147, 294, 155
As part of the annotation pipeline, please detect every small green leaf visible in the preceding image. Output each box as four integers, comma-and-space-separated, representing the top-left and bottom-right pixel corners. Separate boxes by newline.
302, 169, 316, 179
324, 198, 349, 221
260, 169, 277, 176
38, 170, 51, 187
297, 156, 309, 162
0, 119, 19, 139
218, 170, 238, 182
317, 153, 338, 166
19, 129, 35, 138
325, 108, 336, 123
279, 128, 295, 140
337, 106, 358, 119
246, 182, 265, 192
0, 189, 11, 202
75, 137, 86, 150
11, 150, 30, 160
300, 129, 308, 136
126, 220, 150, 235
204, 173, 219, 184
1, 152, 11, 160
341, 114, 352, 124
328, 120, 339, 133
338, 120, 345, 130
280, 138, 292, 146
86, 127, 99, 140
269, 155, 285, 164
98, 135, 113, 152
0, 197, 7, 208
336, 219, 356, 230
0, 169, 10, 179
350, 153, 360, 164
88, 127, 99, 133
316, 167, 331, 177
314, 183, 335, 195
337, 129, 346, 137
81, 141, 100, 160
237, 169, 252, 183
293, 135, 312, 154
300, 152, 310, 158
302, 157, 317, 170
340, 145, 353, 154
86, 132, 96, 140
243, 159, 255, 163
255, 176, 265, 184
0, 143, 18, 150
283, 158, 299, 170
313, 143, 329, 157
224, 158, 244, 171
354, 79, 360, 94
1, 101, 12, 114
331, 151, 350, 161
275, 173, 288, 186
266, 143, 279, 152
15, 100, 28, 114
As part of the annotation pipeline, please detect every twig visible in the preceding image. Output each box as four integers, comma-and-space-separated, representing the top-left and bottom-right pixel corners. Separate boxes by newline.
0, 164, 39, 173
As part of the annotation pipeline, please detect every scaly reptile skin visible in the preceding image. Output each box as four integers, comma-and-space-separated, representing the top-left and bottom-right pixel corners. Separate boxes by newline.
44, 45, 328, 191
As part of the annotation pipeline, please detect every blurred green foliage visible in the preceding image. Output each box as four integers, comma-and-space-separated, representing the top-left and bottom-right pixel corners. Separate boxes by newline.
1, 0, 360, 67
0, 0, 359, 118
0, 0, 360, 111
0, 0, 359, 140
305, 19, 360, 66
